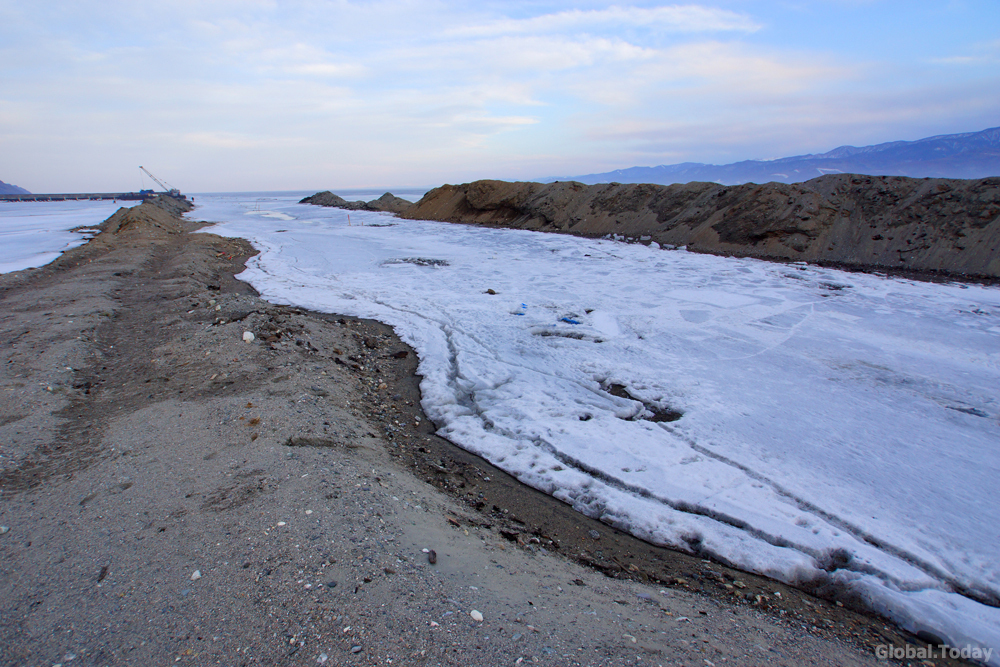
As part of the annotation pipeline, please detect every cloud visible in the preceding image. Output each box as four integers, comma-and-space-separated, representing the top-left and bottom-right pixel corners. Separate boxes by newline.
928, 38, 1000, 66
1, 1, 997, 191
446, 4, 760, 38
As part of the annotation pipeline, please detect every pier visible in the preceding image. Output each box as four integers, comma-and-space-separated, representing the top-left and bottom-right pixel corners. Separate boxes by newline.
0, 191, 165, 202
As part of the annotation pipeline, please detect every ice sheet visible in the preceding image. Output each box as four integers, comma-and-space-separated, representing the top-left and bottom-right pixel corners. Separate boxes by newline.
196, 195, 1000, 660
0, 200, 140, 274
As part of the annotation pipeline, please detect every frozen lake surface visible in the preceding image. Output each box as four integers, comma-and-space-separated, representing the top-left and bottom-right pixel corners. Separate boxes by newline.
196, 194, 1000, 660
0, 199, 140, 273
6, 194, 997, 660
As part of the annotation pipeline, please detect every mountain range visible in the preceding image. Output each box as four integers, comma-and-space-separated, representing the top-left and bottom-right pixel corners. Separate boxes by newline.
0, 180, 30, 195
545, 126, 1000, 186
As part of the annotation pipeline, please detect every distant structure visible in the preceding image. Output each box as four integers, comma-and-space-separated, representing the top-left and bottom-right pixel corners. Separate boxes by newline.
139, 166, 183, 198
0, 167, 187, 203
0, 191, 184, 203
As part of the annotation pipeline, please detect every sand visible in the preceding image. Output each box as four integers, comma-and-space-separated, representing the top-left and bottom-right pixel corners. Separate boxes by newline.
0, 198, 972, 666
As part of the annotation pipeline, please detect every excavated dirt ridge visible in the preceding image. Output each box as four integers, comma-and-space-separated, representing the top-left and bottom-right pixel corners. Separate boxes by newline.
399, 175, 1000, 281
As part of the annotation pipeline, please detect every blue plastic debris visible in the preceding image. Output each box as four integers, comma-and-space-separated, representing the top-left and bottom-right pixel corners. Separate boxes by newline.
514, 303, 527, 316
560, 317, 580, 325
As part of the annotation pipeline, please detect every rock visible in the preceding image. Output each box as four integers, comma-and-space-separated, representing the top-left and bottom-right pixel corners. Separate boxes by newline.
427, 550, 437, 564
191, 570, 202, 581
470, 610, 484, 622
299, 191, 358, 209
300, 191, 414, 215
242, 331, 255, 343
588, 530, 600, 540
366, 193, 414, 215
350, 645, 362, 654
0, 526, 9, 535
317, 653, 328, 664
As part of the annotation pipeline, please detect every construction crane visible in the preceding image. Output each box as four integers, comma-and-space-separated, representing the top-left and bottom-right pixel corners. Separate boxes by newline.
139, 166, 181, 197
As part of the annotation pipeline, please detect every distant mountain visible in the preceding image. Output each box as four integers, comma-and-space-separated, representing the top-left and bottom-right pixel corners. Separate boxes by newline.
0, 180, 30, 195
547, 127, 1000, 186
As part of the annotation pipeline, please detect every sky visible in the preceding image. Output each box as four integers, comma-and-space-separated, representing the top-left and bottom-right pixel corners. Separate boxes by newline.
1, 1, 998, 193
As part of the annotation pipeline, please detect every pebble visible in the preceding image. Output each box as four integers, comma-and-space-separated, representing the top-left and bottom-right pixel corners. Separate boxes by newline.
191, 570, 202, 581
470, 610, 484, 622
0, 526, 9, 535
350, 646, 362, 654
317, 654, 328, 664
427, 549, 437, 564
242, 331, 255, 343
588, 530, 600, 539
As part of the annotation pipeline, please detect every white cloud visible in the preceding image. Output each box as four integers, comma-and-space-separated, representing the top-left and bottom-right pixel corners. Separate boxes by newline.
446, 4, 760, 38
0, 1, 997, 190
928, 38, 1000, 66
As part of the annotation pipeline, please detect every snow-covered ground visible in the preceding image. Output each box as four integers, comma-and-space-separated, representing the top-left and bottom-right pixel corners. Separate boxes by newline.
0, 199, 140, 273
6, 195, 997, 660
196, 194, 1000, 660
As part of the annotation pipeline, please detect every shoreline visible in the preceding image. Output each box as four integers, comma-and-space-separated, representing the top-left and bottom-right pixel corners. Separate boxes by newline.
0, 198, 978, 665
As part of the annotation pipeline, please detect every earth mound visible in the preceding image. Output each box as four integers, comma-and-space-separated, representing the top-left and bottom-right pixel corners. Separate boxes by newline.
300, 191, 412, 215
402, 175, 1000, 280
98, 195, 194, 238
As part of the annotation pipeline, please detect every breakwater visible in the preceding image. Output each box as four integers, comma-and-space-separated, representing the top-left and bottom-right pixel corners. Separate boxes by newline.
0, 192, 182, 203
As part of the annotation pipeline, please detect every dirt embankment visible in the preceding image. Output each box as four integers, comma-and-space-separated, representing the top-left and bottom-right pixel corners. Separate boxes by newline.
400, 175, 1000, 280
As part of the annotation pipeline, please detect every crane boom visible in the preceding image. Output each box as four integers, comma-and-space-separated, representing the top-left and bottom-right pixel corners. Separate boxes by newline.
139, 166, 179, 194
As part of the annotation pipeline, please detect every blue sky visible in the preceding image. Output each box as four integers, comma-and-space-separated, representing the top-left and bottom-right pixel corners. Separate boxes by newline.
1, 1, 997, 192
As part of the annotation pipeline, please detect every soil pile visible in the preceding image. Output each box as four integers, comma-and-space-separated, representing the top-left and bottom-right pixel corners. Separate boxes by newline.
95, 195, 193, 237
402, 175, 1000, 280
300, 191, 413, 215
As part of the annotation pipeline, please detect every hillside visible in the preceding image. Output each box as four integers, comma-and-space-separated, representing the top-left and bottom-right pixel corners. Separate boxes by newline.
401, 174, 1000, 280
0, 180, 30, 195
550, 127, 1000, 186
